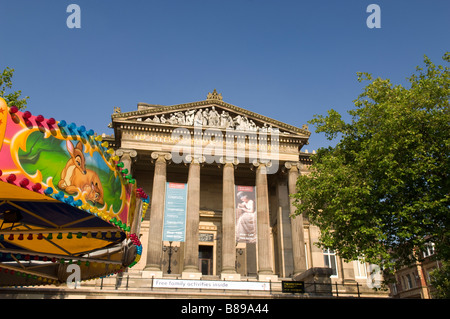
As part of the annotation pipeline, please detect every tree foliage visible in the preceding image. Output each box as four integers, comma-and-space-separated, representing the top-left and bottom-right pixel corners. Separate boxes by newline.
0, 67, 29, 109
430, 262, 450, 299
292, 53, 450, 281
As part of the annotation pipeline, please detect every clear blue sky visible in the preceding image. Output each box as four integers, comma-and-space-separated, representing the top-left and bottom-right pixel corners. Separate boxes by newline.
1, 0, 448, 150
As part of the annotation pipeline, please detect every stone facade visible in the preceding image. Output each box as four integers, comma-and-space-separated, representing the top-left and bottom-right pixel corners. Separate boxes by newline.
104, 91, 389, 297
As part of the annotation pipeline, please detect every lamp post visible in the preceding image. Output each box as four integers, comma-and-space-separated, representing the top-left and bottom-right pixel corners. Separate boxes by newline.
163, 241, 178, 274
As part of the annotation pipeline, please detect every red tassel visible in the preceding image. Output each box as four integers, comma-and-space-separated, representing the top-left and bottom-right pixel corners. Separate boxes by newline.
20, 178, 30, 188
22, 111, 31, 119
6, 174, 16, 183
9, 106, 18, 114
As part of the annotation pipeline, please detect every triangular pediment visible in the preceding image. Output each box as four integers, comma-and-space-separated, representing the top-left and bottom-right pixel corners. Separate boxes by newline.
111, 97, 310, 138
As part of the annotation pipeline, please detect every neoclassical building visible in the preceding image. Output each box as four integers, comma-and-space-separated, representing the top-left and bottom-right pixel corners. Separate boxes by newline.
104, 90, 386, 295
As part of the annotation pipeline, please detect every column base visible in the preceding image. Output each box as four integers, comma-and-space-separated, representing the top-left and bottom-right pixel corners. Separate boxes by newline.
257, 273, 278, 282
142, 269, 163, 278
182, 271, 202, 280
220, 273, 241, 281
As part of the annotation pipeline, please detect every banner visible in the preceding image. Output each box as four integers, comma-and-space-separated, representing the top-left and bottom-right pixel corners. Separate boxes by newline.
163, 182, 187, 242
153, 278, 270, 291
235, 185, 257, 243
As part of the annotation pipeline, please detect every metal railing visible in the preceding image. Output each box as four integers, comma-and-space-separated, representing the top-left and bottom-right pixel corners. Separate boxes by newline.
303, 281, 362, 298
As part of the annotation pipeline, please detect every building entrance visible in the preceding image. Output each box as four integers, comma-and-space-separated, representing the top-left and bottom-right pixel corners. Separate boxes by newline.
198, 245, 213, 275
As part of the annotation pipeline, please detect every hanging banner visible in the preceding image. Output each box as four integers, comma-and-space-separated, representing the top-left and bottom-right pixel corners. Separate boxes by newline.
235, 185, 257, 243
163, 182, 187, 242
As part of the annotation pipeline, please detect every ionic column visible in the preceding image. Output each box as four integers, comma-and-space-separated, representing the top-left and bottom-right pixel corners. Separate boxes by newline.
285, 161, 307, 277
115, 149, 141, 235
253, 160, 278, 281
220, 158, 240, 280
115, 149, 137, 174
182, 155, 203, 279
143, 152, 172, 278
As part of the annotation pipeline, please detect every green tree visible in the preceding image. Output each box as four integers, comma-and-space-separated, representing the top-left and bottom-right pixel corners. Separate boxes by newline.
430, 262, 450, 299
0, 67, 29, 109
292, 53, 450, 287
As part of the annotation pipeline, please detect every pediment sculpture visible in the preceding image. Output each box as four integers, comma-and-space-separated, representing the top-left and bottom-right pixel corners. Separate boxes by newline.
136, 106, 283, 133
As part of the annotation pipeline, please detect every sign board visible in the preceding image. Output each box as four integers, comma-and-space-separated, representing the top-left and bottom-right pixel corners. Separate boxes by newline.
163, 182, 187, 242
199, 233, 214, 242
153, 279, 271, 291
282, 281, 305, 293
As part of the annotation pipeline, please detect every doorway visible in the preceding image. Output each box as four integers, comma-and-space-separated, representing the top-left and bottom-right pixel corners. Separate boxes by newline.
198, 245, 213, 275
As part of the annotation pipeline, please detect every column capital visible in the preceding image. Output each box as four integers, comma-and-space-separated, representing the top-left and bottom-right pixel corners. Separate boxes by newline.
252, 159, 272, 168
219, 157, 239, 166
115, 148, 137, 158
151, 151, 172, 161
284, 161, 302, 171
185, 154, 205, 164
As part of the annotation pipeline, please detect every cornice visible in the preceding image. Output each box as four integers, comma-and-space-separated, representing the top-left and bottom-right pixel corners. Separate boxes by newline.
113, 120, 308, 145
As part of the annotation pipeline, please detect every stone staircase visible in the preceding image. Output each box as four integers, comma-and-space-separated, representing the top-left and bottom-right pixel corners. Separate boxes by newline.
0, 269, 306, 299
0, 269, 389, 299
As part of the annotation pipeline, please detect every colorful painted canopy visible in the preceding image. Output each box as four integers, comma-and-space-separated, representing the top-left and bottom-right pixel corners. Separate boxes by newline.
0, 97, 148, 287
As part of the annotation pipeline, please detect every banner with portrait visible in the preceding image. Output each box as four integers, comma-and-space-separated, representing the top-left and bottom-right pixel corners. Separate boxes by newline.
235, 185, 257, 243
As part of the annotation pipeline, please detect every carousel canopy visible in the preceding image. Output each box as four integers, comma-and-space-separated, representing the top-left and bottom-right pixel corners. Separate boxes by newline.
0, 97, 147, 287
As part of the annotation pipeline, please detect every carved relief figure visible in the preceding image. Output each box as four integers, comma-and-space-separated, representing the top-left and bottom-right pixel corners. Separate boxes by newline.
202, 109, 209, 126
185, 110, 195, 125
208, 106, 220, 126
194, 109, 203, 126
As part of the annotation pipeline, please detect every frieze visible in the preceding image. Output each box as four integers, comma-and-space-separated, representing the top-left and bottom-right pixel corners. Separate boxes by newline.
111, 98, 311, 137
136, 106, 283, 134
